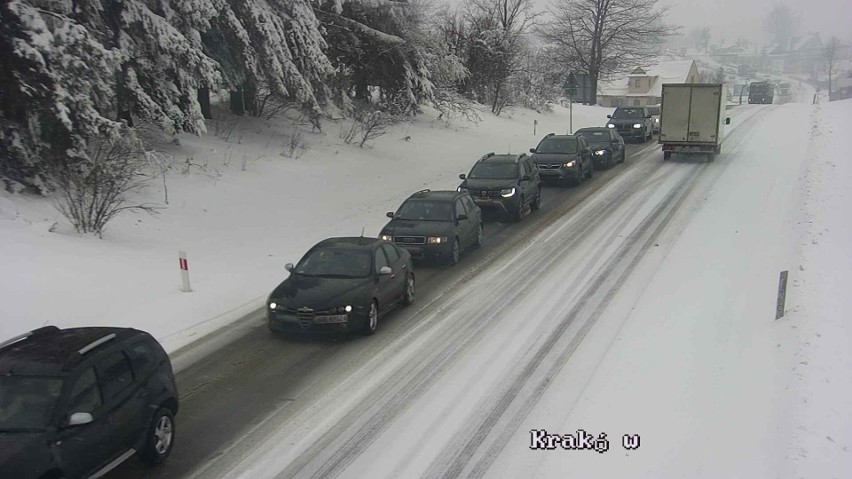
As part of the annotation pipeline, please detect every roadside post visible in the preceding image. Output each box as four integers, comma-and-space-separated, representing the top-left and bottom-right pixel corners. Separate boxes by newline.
775, 270, 788, 319
533, 119, 537, 136
179, 251, 192, 292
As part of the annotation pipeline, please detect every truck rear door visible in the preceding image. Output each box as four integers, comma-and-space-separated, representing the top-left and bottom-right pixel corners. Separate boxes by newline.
660, 86, 691, 142
688, 87, 721, 144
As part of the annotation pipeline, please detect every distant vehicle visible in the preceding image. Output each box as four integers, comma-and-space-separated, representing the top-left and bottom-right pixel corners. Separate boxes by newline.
573, 127, 626, 169
645, 104, 661, 133
381, 190, 482, 265
267, 237, 414, 335
748, 81, 774, 104
659, 83, 731, 161
458, 153, 541, 222
605, 106, 654, 142
0, 326, 178, 479
529, 134, 594, 185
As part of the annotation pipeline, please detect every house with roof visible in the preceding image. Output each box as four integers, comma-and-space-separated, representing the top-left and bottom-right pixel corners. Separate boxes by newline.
596, 60, 700, 107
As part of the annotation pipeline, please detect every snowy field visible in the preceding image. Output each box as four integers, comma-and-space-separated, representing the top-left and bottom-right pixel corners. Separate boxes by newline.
0, 102, 607, 351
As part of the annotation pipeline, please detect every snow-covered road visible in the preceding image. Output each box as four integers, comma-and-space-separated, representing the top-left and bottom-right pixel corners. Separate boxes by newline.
202, 105, 792, 479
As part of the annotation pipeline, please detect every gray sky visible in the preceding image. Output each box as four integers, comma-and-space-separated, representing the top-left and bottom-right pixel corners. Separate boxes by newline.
442, 0, 852, 44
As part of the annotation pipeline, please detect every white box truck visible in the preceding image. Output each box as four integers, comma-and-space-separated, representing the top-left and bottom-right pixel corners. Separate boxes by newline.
659, 83, 731, 161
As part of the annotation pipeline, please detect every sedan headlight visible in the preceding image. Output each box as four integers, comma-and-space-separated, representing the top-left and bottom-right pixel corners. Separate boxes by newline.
564, 160, 576, 167
500, 187, 516, 197
269, 302, 277, 310
380, 234, 393, 241
330, 305, 352, 314
633, 123, 642, 128
606, 124, 615, 129
458, 187, 468, 193
427, 236, 448, 244
594, 150, 606, 156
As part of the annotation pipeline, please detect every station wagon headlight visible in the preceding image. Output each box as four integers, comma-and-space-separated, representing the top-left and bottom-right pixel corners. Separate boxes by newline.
607, 124, 615, 128
427, 236, 448, 244
500, 187, 516, 197
594, 150, 606, 156
380, 234, 393, 241
269, 302, 277, 310
633, 123, 642, 128
564, 160, 576, 167
458, 186, 468, 193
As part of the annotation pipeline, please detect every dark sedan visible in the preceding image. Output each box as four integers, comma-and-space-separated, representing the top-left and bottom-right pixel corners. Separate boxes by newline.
267, 237, 414, 335
574, 127, 626, 169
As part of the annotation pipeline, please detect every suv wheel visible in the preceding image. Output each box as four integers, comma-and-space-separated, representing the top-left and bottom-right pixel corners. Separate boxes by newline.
140, 407, 175, 465
620, 150, 626, 163
586, 162, 594, 179
530, 190, 541, 212
511, 197, 524, 222
402, 274, 415, 306
363, 301, 379, 335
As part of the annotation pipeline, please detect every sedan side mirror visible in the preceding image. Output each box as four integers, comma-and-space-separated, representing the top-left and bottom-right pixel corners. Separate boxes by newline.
379, 266, 392, 275
285, 263, 294, 272
725, 117, 731, 125
67, 412, 93, 427
522, 175, 531, 181
459, 173, 466, 180
646, 115, 652, 119
529, 148, 536, 153
386, 211, 395, 218
606, 114, 612, 119
457, 214, 468, 221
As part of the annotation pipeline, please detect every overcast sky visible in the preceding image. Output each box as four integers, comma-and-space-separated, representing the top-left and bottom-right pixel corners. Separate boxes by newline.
443, 0, 852, 45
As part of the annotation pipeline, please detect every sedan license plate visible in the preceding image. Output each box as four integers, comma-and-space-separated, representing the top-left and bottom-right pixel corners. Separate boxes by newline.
313, 314, 348, 324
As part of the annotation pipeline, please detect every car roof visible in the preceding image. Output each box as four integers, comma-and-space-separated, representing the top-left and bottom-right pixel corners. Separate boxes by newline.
405, 190, 460, 202
575, 127, 610, 133
540, 134, 578, 140
0, 326, 141, 376
314, 237, 383, 250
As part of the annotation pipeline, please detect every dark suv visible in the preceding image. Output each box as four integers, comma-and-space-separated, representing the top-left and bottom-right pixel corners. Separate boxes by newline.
458, 153, 541, 221
529, 134, 594, 186
0, 326, 179, 479
381, 190, 482, 265
606, 106, 654, 142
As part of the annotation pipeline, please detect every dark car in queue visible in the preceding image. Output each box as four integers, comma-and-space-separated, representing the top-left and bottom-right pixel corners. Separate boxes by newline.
0, 326, 178, 479
605, 106, 653, 142
574, 127, 626, 169
380, 190, 482, 265
529, 133, 594, 186
646, 104, 661, 133
458, 153, 541, 222
267, 237, 414, 336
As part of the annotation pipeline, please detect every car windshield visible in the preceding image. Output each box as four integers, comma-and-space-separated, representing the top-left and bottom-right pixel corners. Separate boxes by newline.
468, 162, 519, 179
535, 138, 578, 154
612, 108, 643, 119
294, 249, 372, 278
576, 131, 610, 145
646, 105, 660, 115
395, 201, 453, 221
0, 376, 63, 431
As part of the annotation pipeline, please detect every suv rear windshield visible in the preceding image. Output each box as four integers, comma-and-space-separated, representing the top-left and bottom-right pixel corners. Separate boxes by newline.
468, 162, 519, 179
535, 138, 577, 154
0, 376, 63, 431
611, 108, 644, 119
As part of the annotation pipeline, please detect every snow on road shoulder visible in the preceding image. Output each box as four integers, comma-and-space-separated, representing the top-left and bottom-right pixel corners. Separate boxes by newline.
490, 103, 822, 478
786, 98, 852, 477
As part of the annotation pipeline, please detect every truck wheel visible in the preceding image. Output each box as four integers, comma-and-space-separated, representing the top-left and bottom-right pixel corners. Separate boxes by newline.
663, 151, 671, 161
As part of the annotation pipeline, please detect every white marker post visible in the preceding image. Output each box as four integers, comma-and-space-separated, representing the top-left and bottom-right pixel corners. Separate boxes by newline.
179, 251, 192, 292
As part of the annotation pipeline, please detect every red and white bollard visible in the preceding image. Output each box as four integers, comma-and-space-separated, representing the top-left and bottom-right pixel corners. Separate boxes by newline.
179, 251, 192, 292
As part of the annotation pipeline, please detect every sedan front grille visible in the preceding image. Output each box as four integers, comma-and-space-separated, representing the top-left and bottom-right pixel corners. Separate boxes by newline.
296, 307, 314, 329
394, 236, 426, 245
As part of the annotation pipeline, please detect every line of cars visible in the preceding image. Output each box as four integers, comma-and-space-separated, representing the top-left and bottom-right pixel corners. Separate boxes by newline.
265, 116, 637, 338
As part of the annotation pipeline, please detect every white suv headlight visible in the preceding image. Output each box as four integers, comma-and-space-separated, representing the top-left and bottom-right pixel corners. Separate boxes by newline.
380, 234, 392, 241
500, 187, 516, 197
633, 123, 642, 128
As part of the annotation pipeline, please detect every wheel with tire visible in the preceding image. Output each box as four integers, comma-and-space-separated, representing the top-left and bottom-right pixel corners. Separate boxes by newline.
140, 407, 175, 465
620, 150, 626, 163
585, 161, 593, 179
663, 151, 671, 161
530, 190, 541, 212
363, 301, 379, 335
473, 222, 484, 248
447, 238, 460, 265
402, 274, 415, 306
511, 197, 524, 222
